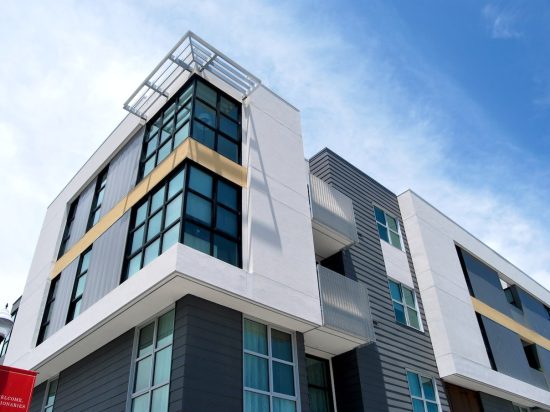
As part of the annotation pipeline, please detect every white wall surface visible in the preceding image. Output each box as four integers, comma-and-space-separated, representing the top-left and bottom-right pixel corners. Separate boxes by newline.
380, 240, 414, 289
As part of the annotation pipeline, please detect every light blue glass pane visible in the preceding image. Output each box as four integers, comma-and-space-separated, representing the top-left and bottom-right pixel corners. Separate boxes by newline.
412, 399, 425, 412
390, 230, 402, 249
184, 223, 210, 254
388, 281, 402, 301
168, 170, 185, 198
174, 122, 189, 147
91, 209, 100, 226
80, 250, 91, 273
195, 100, 216, 128
162, 223, 180, 253
72, 299, 82, 318
157, 140, 172, 163
134, 356, 152, 392
407, 372, 422, 397
244, 354, 269, 391
131, 393, 150, 412
157, 310, 175, 348
422, 376, 436, 401
213, 235, 238, 266
408, 307, 421, 330
192, 121, 215, 149
146, 135, 158, 157
151, 187, 166, 212
426, 401, 439, 412
387, 214, 398, 231
143, 239, 160, 266
220, 96, 239, 120
377, 223, 389, 242
216, 206, 237, 236
220, 115, 239, 140
165, 196, 182, 226
189, 166, 213, 197
147, 212, 163, 241
128, 253, 142, 278
160, 125, 172, 144
131, 226, 145, 254
164, 102, 176, 120
75, 274, 87, 297
217, 181, 238, 210
273, 361, 295, 396
273, 397, 297, 412
138, 323, 155, 357
271, 329, 293, 362
374, 206, 386, 225
143, 157, 155, 177
218, 135, 239, 163
403, 287, 415, 306
394, 302, 406, 324
244, 319, 267, 354
196, 81, 217, 106
244, 391, 269, 412
153, 347, 172, 385
186, 193, 211, 225
45, 407, 53, 412
179, 85, 193, 106
151, 385, 169, 412
96, 187, 105, 205
135, 203, 148, 226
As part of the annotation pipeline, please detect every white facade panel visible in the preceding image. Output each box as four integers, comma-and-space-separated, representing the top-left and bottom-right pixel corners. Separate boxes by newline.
380, 240, 415, 289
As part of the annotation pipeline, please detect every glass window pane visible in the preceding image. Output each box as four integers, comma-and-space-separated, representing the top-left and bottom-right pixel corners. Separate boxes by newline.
389, 281, 402, 302
374, 207, 386, 225
138, 323, 155, 357
218, 135, 239, 163
220, 96, 239, 120
244, 353, 269, 391
188, 167, 213, 198
162, 223, 180, 252
168, 170, 185, 198
143, 157, 155, 177
96, 188, 105, 205
407, 372, 422, 397
157, 310, 175, 347
134, 356, 152, 392
153, 347, 172, 385
377, 223, 389, 242
244, 391, 269, 412
72, 299, 82, 318
217, 181, 238, 210
128, 253, 142, 278
387, 214, 398, 231
45, 407, 53, 412
151, 187, 166, 212
213, 235, 238, 266
407, 308, 421, 330
174, 121, 189, 147
146, 135, 158, 157
273, 361, 295, 396
403, 288, 415, 306
273, 397, 297, 412
136, 203, 148, 226
160, 125, 172, 144
220, 115, 239, 140
196, 81, 217, 106
151, 385, 169, 412
165, 195, 182, 226
164, 102, 176, 121
426, 402, 439, 412
179, 85, 193, 106
306, 357, 328, 388
271, 329, 293, 362
308, 387, 330, 412
91, 209, 100, 226
244, 319, 267, 355
412, 399, 425, 412
75, 274, 87, 297
393, 302, 407, 324
216, 206, 238, 236
421, 376, 436, 401
195, 100, 216, 128
390, 231, 401, 248
192, 121, 215, 149
184, 223, 211, 254
186, 193, 212, 225
147, 212, 163, 241
143, 239, 160, 266
131, 226, 145, 253
80, 251, 91, 273
131, 393, 150, 412
157, 140, 172, 164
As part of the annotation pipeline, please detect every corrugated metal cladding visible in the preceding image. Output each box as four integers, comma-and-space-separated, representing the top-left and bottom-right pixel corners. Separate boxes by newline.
309, 148, 450, 412
65, 180, 94, 251
47, 258, 79, 338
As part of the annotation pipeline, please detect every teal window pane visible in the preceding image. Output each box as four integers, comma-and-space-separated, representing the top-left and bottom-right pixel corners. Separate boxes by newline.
273, 397, 297, 412
164, 102, 176, 120
393, 302, 406, 324
387, 215, 398, 231
134, 356, 152, 392
217, 181, 238, 210
407, 372, 422, 397
131, 393, 150, 412
151, 385, 169, 412
273, 361, 295, 396
174, 121, 189, 147
75, 274, 87, 297
412, 399, 425, 412
157, 310, 175, 348
306, 357, 328, 387
195, 100, 216, 128
138, 323, 155, 357
128, 253, 142, 278
377, 223, 389, 242
216, 206, 238, 236
308, 387, 330, 412
179, 85, 193, 106
421, 376, 436, 401
196, 81, 217, 106
46, 380, 58, 405
143, 239, 160, 266
388, 281, 402, 301
184, 223, 210, 254
91, 209, 100, 226
244, 391, 269, 412
72, 300, 82, 318
407, 307, 421, 330
426, 401, 439, 412
244, 353, 269, 391
374, 206, 386, 225
159, 125, 172, 144
80, 250, 91, 272
146, 135, 158, 157
131, 226, 145, 253
157, 140, 172, 163
151, 187, 166, 212
153, 347, 172, 385
135, 203, 148, 226
186, 193, 212, 225
189, 167, 213, 197
176, 104, 191, 129
162, 223, 180, 252
390, 230, 401, 248
213, 235, 238, 265
220, 115, 239, 140
96, 188, 105, 205
220, 96, 239, 120
165, 195, 182, 226
45, 407, 53, 412
218, 135, 239, 163
143, 157, 155, 177
403, 287, 415, 306
147, 212, 163, 241
244, 319, 268, 354
271, 329, 293, 362
192, 121, 215, 149
168, 170, 185, 198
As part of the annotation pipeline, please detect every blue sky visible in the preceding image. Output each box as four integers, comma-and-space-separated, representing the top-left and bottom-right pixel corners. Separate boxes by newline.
1, 0, 549, 306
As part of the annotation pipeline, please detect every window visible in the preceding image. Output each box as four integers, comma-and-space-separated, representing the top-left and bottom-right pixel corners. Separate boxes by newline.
406, 371, 440, 412
66, 248, 91, 323
129, 309, 174, 412
243, 319, 299, 412
500, 279, 522, 310
43, 378, 58, 412
123, 163, 241, 280
373, 206, 402, 249
545, 306, 550, 321
522, 341, 541, 371
139, 76, 241, 179
87, 167, 109, 230
0, 307, 17, 357
388, 280, 421, 330
306, 355, 333, 412
513, 405, 530, 412
58, 197, 79, 258
37, 276, 60, 345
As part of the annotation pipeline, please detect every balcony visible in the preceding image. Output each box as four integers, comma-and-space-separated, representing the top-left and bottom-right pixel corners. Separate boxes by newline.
309, 174, 358, 259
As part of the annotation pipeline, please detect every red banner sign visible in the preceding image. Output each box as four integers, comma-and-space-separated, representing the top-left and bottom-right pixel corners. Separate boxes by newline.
0, 365, 37, 412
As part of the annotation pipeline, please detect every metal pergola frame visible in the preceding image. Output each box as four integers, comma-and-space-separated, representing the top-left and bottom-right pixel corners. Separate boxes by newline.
124, 31, 261, 120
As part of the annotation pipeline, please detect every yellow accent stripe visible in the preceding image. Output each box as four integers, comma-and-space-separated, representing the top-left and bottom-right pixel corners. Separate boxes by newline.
51, 138, 247, 279
472, 297, 550, 351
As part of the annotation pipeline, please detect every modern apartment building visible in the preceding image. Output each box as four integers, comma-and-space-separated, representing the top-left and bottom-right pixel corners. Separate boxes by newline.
2, 31, 549, 412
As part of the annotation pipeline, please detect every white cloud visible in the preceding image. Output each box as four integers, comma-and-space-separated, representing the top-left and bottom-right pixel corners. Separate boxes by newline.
483, 3, 523, 39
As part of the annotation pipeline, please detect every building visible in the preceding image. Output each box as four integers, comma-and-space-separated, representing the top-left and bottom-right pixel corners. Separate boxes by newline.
2, 31, 549, 412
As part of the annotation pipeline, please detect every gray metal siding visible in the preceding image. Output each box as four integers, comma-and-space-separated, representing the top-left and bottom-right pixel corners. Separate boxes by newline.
296, 332, 310, 412
47, 258, 79, 337
332, 350, 365, 411
66, 180, 95, 251
309, 148, 449, 412
29, 381, 46, 412
478, 392, 514, 412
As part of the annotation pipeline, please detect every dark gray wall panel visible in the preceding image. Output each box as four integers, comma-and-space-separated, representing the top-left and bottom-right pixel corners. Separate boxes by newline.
66, 181, 95, 251
47, 258, 79, 338
296, 332, 310, 412
517, 288, 550, 341
53, 329, 134, 411
479, 392, 514, 412
332, 349, 364, 411
310, 149, 449, 412
81, 211, 131, 311
170, 295, 242, 412
29, 381, 46, 412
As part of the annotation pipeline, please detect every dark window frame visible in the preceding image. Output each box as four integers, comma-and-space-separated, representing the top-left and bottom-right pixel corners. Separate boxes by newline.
66, 248, 92, 323
57, 197, 79, 258
37, 276, 61, 345
87, 167, 109, 231
305, 355, 334, 412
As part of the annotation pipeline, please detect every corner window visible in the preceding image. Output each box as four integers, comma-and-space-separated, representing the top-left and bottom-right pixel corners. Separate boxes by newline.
58, 197, 79, 258
66, 248, 92, 323
37, 276, 61, 345
373, 206, 402, 249
243, 319, 299, 412
129, 309, 175, 412
43, 378, 58, 412
522, 341, 541, 371
87, 167, 109, 230
406, 371, 440, 412
388, 280, 422, 330
500, 279, 522, 310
